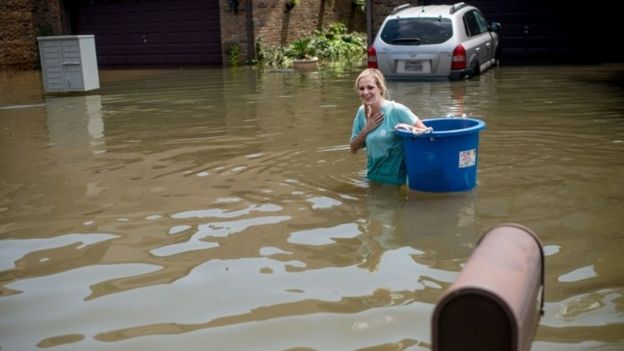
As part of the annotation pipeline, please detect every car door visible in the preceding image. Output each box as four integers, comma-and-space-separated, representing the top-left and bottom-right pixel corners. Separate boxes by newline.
473, 11, 496, 64
462, 10, 495, 71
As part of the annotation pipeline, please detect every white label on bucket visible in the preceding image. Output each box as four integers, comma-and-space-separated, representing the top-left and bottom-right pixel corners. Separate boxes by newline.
459, 149, 476, 168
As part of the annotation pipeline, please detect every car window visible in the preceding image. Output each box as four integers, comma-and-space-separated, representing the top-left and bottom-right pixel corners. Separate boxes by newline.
380, 18, 453, 45
473, 11, 489, 33
463, 10, 488, 36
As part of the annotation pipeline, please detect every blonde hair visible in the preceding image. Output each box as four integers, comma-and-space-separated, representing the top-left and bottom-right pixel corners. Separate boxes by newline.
354, 68, 389, 99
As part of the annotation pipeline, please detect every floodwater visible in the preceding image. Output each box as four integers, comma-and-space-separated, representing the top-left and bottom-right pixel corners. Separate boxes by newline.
0, 64, 623, 350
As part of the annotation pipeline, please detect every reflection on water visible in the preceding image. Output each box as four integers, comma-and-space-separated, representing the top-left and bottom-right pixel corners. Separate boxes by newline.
0, 65, 623, 350
46, 95, 105, 148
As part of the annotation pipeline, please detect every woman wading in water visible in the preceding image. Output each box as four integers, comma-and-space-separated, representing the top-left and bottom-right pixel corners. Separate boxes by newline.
350, 68, 428, 185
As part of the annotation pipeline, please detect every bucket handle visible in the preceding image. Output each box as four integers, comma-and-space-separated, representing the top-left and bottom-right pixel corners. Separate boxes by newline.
394, 123, 433, 135
446, 113, 469, 118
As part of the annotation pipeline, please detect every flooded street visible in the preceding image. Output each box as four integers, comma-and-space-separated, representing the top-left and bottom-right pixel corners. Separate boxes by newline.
1, 64, 623, 350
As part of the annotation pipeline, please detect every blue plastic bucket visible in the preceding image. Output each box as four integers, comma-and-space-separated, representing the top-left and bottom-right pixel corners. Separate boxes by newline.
396, 118, 486, 192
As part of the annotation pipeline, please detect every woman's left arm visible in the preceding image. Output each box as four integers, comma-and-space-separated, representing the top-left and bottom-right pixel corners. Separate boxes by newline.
413, 117, 427, 129
399, 104, 427, 129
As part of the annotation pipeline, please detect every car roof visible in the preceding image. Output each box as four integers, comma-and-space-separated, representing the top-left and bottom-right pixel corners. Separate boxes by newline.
389, 3, 473, 19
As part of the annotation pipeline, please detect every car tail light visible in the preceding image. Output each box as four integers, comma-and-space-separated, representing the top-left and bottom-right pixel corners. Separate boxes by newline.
367, 46, 378, 69
451, 44, 466, 70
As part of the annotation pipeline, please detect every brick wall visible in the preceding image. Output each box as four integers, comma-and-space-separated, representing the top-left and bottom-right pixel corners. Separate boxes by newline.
370, 0, 408, 34
219, 0, 366, 64
3, 0, 392, 69
0, 0, 62, 69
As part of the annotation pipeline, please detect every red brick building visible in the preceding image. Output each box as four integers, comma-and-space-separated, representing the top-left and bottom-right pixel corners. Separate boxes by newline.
0, 0, 368, 69
1, 0, 64, 68
2, 0, 617, 69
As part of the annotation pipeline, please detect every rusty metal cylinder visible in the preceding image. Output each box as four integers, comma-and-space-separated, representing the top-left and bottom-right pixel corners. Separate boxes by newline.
432, 223, 544, 351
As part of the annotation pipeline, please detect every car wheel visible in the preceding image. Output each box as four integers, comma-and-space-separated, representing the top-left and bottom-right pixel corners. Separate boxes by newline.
465, 62, 479, 79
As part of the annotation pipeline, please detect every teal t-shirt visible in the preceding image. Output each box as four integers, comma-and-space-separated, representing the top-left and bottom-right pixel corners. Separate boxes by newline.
350, 100, 419, 185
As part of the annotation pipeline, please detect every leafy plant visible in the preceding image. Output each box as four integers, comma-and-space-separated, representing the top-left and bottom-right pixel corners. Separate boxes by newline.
226, 0, 238, 14
37, 22, 55, 36
288, 38, 316, 60
224, 41, 241, 66
311, 23, 366, 64
252, 22, 366, 70
285, 0, 300, 12
353, 0, 366, 11
253, 38, 291, 68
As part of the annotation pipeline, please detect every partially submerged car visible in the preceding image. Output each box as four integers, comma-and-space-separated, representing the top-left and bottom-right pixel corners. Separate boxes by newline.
368, 2, 501, 80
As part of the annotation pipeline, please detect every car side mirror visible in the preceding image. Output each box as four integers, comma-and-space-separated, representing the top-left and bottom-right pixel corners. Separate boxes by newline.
489, 22, 502, 32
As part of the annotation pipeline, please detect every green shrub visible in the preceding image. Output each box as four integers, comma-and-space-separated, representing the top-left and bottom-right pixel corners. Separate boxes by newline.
253, 38, 291, 68
253, 22, 365, 69
224, 41, 241, 66
311, 23, 366, 64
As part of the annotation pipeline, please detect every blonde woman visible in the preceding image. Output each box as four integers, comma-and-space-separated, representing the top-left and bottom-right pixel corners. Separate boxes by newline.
350, 68, 427, 185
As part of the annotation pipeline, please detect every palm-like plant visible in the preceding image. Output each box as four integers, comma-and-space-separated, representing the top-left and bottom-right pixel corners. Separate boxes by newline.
289, 38, 316, 60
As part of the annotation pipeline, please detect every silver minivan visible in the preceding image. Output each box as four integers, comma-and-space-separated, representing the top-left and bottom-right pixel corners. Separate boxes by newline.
368, 2, 501, 80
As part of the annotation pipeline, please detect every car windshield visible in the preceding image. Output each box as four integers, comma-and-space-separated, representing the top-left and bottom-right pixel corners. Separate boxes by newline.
380, 18, 452, 45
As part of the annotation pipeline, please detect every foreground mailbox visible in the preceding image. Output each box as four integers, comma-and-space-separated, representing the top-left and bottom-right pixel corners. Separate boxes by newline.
432, 224, 544, 351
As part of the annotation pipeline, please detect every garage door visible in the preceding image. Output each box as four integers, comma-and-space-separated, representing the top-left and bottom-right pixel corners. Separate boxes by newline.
74, 0, 222, 66
409, 0, 608, 64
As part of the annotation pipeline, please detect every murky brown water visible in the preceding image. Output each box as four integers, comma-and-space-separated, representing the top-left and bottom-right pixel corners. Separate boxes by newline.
1, 64, 623, 350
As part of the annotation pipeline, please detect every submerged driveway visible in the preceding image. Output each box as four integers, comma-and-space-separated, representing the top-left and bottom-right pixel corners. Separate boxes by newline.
1, 65, 623, 350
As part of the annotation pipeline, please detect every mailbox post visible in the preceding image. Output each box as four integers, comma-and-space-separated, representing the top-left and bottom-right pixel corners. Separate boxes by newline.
432, 223, 544, 351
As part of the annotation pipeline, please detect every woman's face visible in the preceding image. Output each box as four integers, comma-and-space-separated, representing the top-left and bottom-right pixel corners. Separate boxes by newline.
357, 76, 383, 107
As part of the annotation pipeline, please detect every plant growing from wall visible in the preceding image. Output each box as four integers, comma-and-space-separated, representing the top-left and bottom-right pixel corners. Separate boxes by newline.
285, 0, 300, 12
353, 0, 365, 11
224, 41, 241, 66
37, 22, 55, 36
226, 0, 238, 14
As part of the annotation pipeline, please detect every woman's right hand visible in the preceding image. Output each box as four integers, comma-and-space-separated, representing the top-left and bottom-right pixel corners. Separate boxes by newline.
364, 111, 384, 133
351, 111, 384, 154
